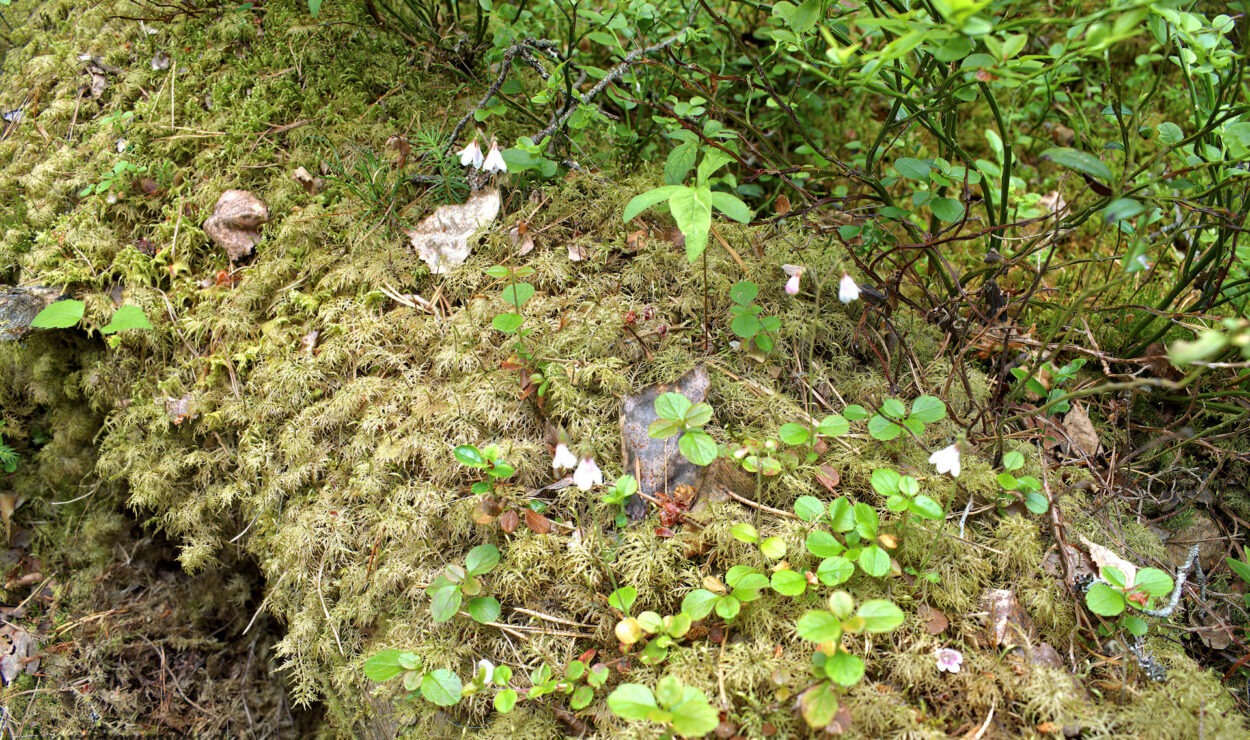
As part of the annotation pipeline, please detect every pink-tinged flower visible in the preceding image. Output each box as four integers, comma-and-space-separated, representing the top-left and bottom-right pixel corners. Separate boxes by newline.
838, 273, 860, 304
928, 442, 961, 478
552, 442, 578, 472
482, 140, 508, 174
782, 264, 805, 296
457, 139, 484, 169
573, 457, 604, 490
936, 647, 963, 673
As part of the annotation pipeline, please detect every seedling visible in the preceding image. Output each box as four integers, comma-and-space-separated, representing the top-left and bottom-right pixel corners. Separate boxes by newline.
425, 543, 502, 624
794, 496, 893, 580
454, 443, 515, 494
996, 450, 1048, 514
607, 675, 720, 739
680, 565, 769, 621
796, 591, 905, 728
647, 392, 717, 467
601, 475, 638, 528
728, 280, 780, 353
612, 585, 694, 667
362, 650, 464, 707
1011, 358, 1086, 414
1085, 563, 1174, 637
870, 468, 944, 521
729, 522, 788, 561
867, 395, 946, 441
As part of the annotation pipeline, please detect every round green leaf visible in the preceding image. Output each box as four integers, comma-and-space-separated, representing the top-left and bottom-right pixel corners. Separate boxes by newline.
683, 402, 714, 428
760, 536, 787, 560
1157, 121, 1183, 145
609, 586, 638, 613
647, 418, 683, 439
824, 650, 865, 687
858, 545, 890, 578
681, 589, 718, 620
1133, 568, 1174, 599
730, 522, 759, 544
867, 415, 902, 440
800, 682, 839, 728
669, 688, 720, 737
731, 312, 762, 339
429, 586, 462, 623
797, 610, 843, 642
909, 495, 944, 520
880, 398, 907, 419
363, 650, 406, 682
454, 445, 485, 467
816, 556, 854, 586
491, 313, 525, 333
817, 414, 849, 437
870, 468, 901, 496
894, 157, 932, 180
570, 684, 595, 711
1041, 147, 1113, 182
714, 595, 741, 620
494, 688, 518, 713
420, 669, 463, 706
857, 599, 905, 632
1002, 450, 1025, 471
930, 197, 964, 222
608, 683, 657, 720
1086, 582, 1127, 616
655, 392, 693, 421
465, 544, 500, 575
678, 430, 718, 466
771, 569, 808, 596
778, 423, 810, 446
794, 495, 825, 522
500, 282, 534, 307
1103, 197, 1145, 224
908, 395, 947, 423
805, 530, 844, 558
467, 596, 500, 623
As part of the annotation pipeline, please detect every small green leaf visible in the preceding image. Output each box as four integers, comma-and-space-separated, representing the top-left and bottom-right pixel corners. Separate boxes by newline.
609, 586, 638, 613
909, 495, 944, 520
491, 313, 525, 333
867, 415, 902, 440
930, 197, 964, 222
853, 503, 878, 538
778, 423, 810, 446
570, 684, 595, 710
797, 610, 843, 642
1086, 582, 1126, 616
623, 185, 683, 222
1002, 450, 1025, 471
711, 191, 752, 223
363, 650, 406, 682
429, 585, 462, 622
421, 669, 463, 706
806, 530, 844, 558
1103, 198, 1145, 224
99, 304, 152, 334
500, 282, 535, 307
870, 468, 902, 496
894, 157, 932, 180
655, 392, 693, 421
880, 398, 907, 419
800, 682, 839, 728
730, 522, 759, 544
647, 418, 683, 439
760, 536, 787, 560
678, 429, 718, 466
817, 414, 849, 437
1133, 568, 1173, 599
1023, 492, 1049, 514
1157, 122, 1184, 146
794, 495, 825, 522
465, 544, 500, 575
494, 688, 518, 713
681, 589, 719, 620
827, 498, 855, 532
771, 569, 808, 596
1122, 614, 1148, 637
824, 649, 865, 687
608, 683, 657, 720
467, 596, 501, 623
1226, 557, 1250, 586
842, 405, 869, 421
857, 599, 905, 632
858, 545, 890, 578
1041, 147, 1113, 182
714, 595, 741, 620
683, 402, 714, 428
816, 556, 854, 586
909, 395, 947, 423
30, 299, 85, 329
729, 280, 759, 305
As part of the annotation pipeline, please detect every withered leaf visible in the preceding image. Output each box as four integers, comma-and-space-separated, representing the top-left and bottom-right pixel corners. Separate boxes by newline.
498, 510, 519, 534
524, 509, 551, 534
204, 190, 269, 262
406, 188, 500, 274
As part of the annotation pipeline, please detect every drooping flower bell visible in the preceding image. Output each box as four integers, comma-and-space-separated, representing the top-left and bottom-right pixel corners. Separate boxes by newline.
838, 273, 860, 304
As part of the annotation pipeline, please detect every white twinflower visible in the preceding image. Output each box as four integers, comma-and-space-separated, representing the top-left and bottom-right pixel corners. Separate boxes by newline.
476, 659, 495, 684
573, 457, 604, 491
838, 273, 860, 304
482, 140, 508, 174
928, 442, 961, 478
552, 442, 578, 472
457, 139, 484, 169
785, 273, 801, 295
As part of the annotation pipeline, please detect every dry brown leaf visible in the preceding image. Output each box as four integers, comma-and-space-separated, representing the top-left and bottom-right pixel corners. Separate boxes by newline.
406, 188, 500, 274
1063, 403, 1100, 458
524, 509, 551, 534
1079, 535, 1137, 587
292, 166, 322, 194
814, 465, 840, 492
774, 193, 791, 216
204, 190, 269, 262
1191, 607, 1233, 650
498, 510, 519, 534
0, 493, 21, 544
918, 603, 949, 635
472, 497, 503, 525
509, 224, 535, 256
566, 242, 587, 262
